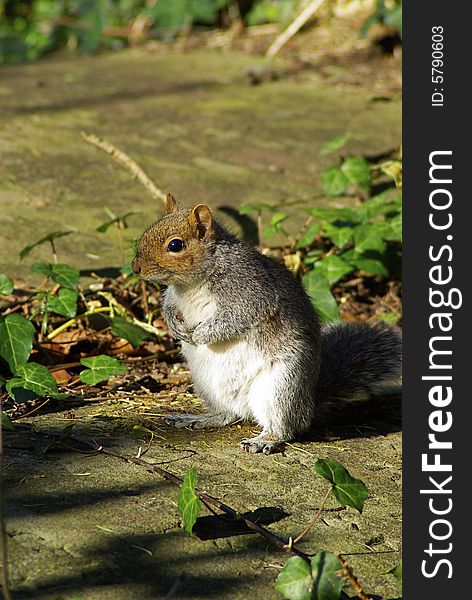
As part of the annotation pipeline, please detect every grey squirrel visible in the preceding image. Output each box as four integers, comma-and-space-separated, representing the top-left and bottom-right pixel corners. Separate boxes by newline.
132, 195, 402, 454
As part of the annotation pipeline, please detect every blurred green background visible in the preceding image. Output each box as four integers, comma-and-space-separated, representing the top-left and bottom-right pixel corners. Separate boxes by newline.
0, 0, 401, 63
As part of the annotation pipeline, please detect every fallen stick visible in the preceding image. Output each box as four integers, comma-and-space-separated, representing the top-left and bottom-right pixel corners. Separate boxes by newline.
24, 427, 311, 562
266, 0, 327, 58
81, 132, 167, 203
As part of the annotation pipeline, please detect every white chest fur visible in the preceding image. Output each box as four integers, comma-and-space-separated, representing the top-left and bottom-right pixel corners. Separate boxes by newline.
169, 283, 274, 423
171, 283, 217, 328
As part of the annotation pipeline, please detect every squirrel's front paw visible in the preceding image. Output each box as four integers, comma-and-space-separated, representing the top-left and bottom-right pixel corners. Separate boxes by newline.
169, 323, 195, 345
189, 323, 212, 345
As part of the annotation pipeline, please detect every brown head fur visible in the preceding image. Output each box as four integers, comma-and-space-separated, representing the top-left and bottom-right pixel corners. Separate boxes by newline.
132, 194, 215, 286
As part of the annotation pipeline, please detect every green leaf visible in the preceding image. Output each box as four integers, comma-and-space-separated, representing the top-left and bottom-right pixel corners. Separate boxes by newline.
109, 316, 149, 348
320, 133, 352, 155
79, 355, 126, 385
6, 363, 59, 401
380, 160, 402, 187
31, 263, 80, 289
269, 211, 289, 228
0, 273, 14, 295
178, 468, 202, 534
275, 552, 344, 600
50, 264, 80, 289
341, 156, 371, 194
321, 224, 353, 249
295, 224, 322, 249
321, 167, 349, 197
47, 289, 78, 318
20, 230, 74, 261
315, 255, 354, 286
315, 459, 369, 513
31, 262, 53, 277
310, 552, 344, 600
354, 224, 386, 254
390, 214, 402, 241
303, 249, 324, 266
378, 311, 399, 325
2, 412, 15, 431
309, 207, 360, 224
274, 556, 313, 600
263, 211, 289, 239
302, 271, 340, 323
0, 314, 36, 373
388, 561, 402, 581
361, 191, 402, 219
349, 252, 389, 277
96, 211, 136, 233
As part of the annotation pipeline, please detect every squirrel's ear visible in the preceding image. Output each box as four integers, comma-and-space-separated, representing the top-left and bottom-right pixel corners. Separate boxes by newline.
165, 193, 179, 214
189, 204, 214, 239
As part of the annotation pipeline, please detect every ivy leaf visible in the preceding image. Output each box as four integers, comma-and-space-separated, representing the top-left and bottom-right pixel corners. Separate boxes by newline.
320, 133, 352, 155
31, 262, 53, 277
50, 264, 80, 289
178, 468, 202, 534
0, 273, 14, 295
269, 211, 289, 228
362, 191, 401, 219
274, 556, 313, 600
47, 289, 78, 318
349, 252, 389, 277
2, 413, 15, 431
315, 255, 354, 286
31, 263, 80, 289
6, 363, 59, 401
320, 224, 353, 249
378, 311, 399, 325
20, 230, 74, 261
309, 207, 360, 224
108, 316, 149, 348
390, 214, 402, 241
0, 314, 36, 373
388, 561, 402, 581
96, 211, 136, 233
275, 552, 344, 600
264, 211, 289, 239
310, 552, 344, 600
315, 459, 369, 513
341, 156, 371, 194
380, 159, 402, 187
321, 167, 349, 197
295, 224, 322, 249
354, 224, 386, 254
79, 355, 126, 385
302, 271, 340, 323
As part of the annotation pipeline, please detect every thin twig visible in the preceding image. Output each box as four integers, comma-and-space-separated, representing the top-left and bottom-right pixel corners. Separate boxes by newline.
336, 553, 372, 600
292, 485, 331, 544
266, 0, 327, 58
47, 306, 112, 340
81, 132, 166, 203
34, 431, 312, 563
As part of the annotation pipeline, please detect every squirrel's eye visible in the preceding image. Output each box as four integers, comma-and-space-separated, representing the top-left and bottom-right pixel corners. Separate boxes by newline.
167, 238, 184, 253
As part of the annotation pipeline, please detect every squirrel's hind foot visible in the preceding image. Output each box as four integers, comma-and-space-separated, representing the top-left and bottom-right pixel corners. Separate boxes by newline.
240, 435, 285, 455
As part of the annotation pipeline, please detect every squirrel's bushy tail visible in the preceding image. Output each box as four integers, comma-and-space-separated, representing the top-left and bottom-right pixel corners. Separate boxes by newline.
316, 322, 402, 406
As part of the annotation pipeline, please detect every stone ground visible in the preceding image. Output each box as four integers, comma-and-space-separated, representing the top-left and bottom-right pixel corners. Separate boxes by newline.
1, 47, 401, 599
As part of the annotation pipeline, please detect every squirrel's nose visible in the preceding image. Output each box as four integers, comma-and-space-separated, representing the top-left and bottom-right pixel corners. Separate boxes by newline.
131, 258, 141, 275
